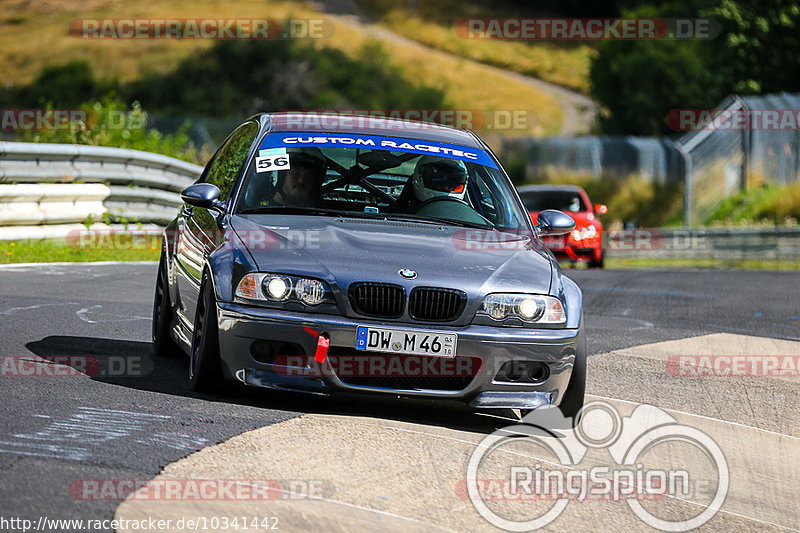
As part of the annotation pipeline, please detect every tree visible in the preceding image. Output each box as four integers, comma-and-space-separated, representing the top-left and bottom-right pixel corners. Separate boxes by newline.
589, 0, 800, 135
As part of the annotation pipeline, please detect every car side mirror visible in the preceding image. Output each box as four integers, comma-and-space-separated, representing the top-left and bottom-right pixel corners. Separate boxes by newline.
181, 183, 225, 212
594, 203, 608, 215
536, 209, 575, 236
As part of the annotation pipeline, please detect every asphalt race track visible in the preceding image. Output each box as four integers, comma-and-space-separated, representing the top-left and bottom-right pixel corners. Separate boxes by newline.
0, 262, 798, 532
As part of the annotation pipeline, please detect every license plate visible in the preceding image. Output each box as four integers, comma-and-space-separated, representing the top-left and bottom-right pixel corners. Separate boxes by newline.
355, 326, 457, 357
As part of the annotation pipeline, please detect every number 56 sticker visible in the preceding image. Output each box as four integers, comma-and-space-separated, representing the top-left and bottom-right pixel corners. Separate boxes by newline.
256, 153, 291, 173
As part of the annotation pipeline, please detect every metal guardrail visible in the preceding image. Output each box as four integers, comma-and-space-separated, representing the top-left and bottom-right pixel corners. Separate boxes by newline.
0, 142, 203, 239
603, 227, 800, 262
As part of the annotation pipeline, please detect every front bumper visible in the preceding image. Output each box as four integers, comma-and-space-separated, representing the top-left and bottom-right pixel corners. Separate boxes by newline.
217, 302, 580, 409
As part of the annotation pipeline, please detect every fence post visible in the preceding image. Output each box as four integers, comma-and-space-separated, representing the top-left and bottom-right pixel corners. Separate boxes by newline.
733, 94, 750, 192
676, 143, 692, 228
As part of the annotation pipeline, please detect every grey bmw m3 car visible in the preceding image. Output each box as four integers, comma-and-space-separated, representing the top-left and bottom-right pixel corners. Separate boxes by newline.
152, 113, 584, 420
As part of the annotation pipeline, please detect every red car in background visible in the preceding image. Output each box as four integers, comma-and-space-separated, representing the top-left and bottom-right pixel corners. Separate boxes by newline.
518, 184, 608, 268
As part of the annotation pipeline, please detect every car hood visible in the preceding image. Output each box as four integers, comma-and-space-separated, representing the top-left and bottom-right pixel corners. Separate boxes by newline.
231, 215, 554, 296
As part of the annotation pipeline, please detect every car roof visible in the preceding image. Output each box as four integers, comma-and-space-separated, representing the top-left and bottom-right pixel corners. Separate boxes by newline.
517, 184, 585, 193
256, 112, 484, 149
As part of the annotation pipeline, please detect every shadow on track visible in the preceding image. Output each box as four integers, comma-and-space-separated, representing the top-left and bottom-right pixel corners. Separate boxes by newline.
25, 335, 521, 436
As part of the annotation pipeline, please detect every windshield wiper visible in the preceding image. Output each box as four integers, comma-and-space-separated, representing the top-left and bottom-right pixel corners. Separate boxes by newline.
238, 205, 352, 217
239, 206, 370, 218
240, 207, 493, 229
381, 213, 493, 229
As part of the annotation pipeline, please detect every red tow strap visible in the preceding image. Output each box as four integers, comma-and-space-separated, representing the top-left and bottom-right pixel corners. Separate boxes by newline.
314, 333, 330, 363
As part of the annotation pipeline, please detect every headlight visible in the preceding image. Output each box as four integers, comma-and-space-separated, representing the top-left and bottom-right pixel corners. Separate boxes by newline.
235, 273, 333, 306
295, 278, 326, 305
479, 294, 565, 324
571, 224, 597, 241
264, 275, 292, 301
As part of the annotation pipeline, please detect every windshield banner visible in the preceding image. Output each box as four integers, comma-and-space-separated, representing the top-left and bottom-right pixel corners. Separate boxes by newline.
258, 132, 498, 168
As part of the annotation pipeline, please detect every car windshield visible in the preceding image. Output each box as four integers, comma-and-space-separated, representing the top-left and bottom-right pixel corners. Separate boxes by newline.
519, 190, 587, 213
235, 133, 528, 230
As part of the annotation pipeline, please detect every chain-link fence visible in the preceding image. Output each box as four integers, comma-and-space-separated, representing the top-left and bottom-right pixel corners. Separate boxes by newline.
743, 93, 800, 187
505, 92, 800, 227
500, 135, 684, 184
676, 95, 746, 225
679, 92, 800, 225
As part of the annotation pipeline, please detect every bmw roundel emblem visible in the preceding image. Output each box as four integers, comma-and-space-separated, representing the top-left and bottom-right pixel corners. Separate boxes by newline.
398, 268, 417, 279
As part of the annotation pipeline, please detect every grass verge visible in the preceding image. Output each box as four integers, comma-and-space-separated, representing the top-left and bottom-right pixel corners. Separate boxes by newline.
588, 258, 800, 270
704, 182, 800, 226
355, 0, 593, 93
0, 238, 161, 264
1, 0, 562, 135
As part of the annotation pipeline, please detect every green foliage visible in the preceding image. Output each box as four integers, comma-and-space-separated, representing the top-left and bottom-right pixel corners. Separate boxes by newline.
0, 238, 161, 264
10, 60, 113, 108
20, 99, 203, 163
4, 28, 448, 133
590, 0, 800, 135
705, 182, 800, 225
125, 37, 448, 116
701, 0, 800, 95
591, 39, 717, 135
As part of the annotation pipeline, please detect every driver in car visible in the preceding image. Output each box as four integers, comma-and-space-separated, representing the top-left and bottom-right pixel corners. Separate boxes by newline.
394, 155, 469, 213
272, 149, 327, 207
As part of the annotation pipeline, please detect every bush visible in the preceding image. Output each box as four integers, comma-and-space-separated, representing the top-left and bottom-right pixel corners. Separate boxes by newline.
589, 0, 800, 136
20, 99, 204, 164
10, 60, 114, 108
124, 38, 448, 117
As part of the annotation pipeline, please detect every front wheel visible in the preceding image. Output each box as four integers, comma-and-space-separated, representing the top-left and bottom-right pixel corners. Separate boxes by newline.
152, 253, 180, 357
189, 272, 223, 392
557, 331, 587, 427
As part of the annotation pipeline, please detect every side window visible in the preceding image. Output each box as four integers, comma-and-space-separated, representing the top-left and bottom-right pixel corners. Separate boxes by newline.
203, 122, 258, 201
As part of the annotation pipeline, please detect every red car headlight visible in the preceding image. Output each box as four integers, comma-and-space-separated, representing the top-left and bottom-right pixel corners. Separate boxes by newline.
570, 224, 598, 241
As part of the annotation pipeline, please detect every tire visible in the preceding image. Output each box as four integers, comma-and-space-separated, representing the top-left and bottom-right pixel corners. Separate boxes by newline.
588, 252, 604, 269
152, 253, 180, 357
189, 272, 224, 392
557, 331, 587, 428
